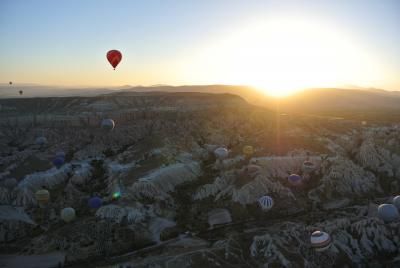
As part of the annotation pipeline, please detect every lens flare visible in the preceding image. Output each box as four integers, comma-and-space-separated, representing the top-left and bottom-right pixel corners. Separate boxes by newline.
112, 191, 121, 200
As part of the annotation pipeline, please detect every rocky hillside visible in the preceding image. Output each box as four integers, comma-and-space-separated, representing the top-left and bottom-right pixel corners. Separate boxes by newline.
1, 92, 400, 267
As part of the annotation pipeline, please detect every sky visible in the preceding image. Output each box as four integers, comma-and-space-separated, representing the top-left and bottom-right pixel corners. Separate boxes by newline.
0, 0, 399, 95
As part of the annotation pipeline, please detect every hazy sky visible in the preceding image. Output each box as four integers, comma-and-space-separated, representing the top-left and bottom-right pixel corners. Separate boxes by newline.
0, 0, 399, 93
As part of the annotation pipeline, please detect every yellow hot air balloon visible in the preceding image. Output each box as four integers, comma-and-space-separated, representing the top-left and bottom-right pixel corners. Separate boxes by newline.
35, 189, 50, 207
61, 207, 76, 223
243, 145, 254, 157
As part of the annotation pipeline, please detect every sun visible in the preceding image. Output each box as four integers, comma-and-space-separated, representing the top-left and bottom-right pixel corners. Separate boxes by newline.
186, 17, 384, 97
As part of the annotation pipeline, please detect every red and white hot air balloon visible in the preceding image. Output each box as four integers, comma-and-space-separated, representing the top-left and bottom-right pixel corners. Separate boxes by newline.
106, 50, 122, 70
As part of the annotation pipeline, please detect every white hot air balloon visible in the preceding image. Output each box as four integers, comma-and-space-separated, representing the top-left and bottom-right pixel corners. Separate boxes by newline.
61, 207, 76, 223
392, 196, 400, 210
101, 119, 115, 130
310, 231, 332, 252
378, 204, 399, 223
214, 147, 228, 160
258, 195, 274, 211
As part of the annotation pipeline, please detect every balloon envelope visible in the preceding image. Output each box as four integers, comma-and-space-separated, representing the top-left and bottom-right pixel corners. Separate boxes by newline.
311, 231, 332, 252
393, 196, 400, 210
258, 195, 273, 211
88, 197, 103, 209
101, 119, 115, 130
107, 50, 122, 69
288, 174, 302, 186
19, 90, 23, 95
52, 157, 64, 168
61, 207, 76, 222
378, 204, 399, 223
214, 147, 228, 160
55, 151, 66, 159
35, 189, 50, 206
243, 145, 254, 156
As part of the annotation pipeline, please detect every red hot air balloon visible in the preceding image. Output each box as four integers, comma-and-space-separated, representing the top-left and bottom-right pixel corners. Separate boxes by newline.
107, 50, 122, 70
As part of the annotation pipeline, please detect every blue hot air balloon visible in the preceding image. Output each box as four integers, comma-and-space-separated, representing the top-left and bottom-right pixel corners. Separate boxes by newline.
88, 197, 103, 209
378, 204, 399, 223
288, 174, 302, 186
52, 157, 65, 168
258, 195, 274, 211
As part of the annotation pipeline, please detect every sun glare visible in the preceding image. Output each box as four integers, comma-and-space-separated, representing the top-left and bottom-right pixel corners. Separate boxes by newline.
186, 18, 385, 97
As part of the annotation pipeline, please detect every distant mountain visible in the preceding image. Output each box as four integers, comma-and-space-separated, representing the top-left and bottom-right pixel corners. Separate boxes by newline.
112, 85, 400, 112
2, 84, 400, 113
0, 84, 115, 98
272, 88, 400, 112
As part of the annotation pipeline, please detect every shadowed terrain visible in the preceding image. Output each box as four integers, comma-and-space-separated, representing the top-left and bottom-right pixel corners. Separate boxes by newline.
1, 92, 400, 267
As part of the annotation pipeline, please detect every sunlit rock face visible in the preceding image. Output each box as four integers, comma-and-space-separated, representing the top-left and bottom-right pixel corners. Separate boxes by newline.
129, 161, 201, 200
308, 157, 380, 203
95, 204, 148, 224
356, 132, 400, 177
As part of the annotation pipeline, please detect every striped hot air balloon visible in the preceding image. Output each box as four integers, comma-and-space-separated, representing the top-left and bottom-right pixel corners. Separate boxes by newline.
35, 189, 50, 207
310, 231, 332, 252
258, 195, 274, 211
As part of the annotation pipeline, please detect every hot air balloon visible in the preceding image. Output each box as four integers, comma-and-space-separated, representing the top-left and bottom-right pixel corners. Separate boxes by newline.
302, 161, 316, 173
310, 231, 332, 252
19, 90, 23, 95
288, 174, 302, 186
88, 196, 103, 209
378, 204, 399, 223
35, 136, 47, 146
242, 145, 254, 157
52, 157, 65, 168
61, 207, 76, 223
258, 195, 274, 211
35, 188, 50, 207
9, 81, 12, 85
106, 50, 122, 70
55, 151, 66, 159
214, 147, 228, 160
101, 119, 115, 130
393, 196, 400, 210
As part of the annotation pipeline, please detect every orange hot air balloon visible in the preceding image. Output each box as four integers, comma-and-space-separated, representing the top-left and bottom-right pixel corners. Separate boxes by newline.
107, 50, 122, 70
